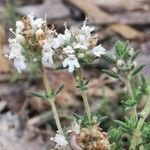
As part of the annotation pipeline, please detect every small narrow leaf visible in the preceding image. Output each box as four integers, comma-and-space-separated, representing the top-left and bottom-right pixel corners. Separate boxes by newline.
102, 69, 119, 78
131, 65, 146, 76
115, 41, 125, 57
54, 84, 64, 95
131, 50, 139, 62
30, 92, 45, 99
114, 120, 126, 127
141, 74, 147, 89
101, 54, 116, 64
122, 50, 129, 60
73, 113, 82, 120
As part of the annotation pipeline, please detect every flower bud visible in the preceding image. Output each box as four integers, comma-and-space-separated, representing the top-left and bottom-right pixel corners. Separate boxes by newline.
33, 58, 38, 62
117, 60, 124, 67
16, 21, 24, 30
128, 48, 134, 56
78, 53, 85, 59
35, 28, 44, 37
112, 67, 118, 73
16, 34, 25, 43
132, 61, 137, 68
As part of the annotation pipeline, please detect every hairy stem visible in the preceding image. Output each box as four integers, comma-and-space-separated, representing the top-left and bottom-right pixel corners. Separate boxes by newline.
41, 66, 63, 133
130, 96, 150, 150
76, 68, 91, 119
125, 79, 138, 120
81, 90, 91, 119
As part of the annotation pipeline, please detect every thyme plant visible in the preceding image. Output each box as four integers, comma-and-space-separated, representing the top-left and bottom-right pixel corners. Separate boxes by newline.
6, 12, 149, 150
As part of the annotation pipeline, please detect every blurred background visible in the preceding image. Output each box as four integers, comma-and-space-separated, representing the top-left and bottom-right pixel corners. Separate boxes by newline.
0, 0, 150, 149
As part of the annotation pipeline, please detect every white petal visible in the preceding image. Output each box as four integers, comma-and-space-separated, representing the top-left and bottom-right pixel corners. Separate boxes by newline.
14, 58, 26, 73
50, 132, 68, 148
92, 45, 106, 57
63, 46, 74, 54
74, 43, 88, 50
51, 38, 61, 49
62, 55, 80, 73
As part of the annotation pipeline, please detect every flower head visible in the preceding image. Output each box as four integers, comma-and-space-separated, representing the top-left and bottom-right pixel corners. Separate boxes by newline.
51, 19, 106, 73
7, 13, 55, 73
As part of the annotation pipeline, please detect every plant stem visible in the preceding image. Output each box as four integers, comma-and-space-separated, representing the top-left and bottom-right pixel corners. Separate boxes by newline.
125, 79, 138, 120
76, 68, 91, 119
41, 65, 63, 133
130, 96, 150, 150
81, 90, 91, 119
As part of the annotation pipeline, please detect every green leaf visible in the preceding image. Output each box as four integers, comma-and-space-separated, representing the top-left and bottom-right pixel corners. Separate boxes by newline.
109, 128, 122, 142
122, 50, 129, 60
141, 74, 147, 89
101, 54, 116, 64
73, 113, 82, 120
120, 67, 131, 72
102, 69, 119, 78
131, 65, 146, 76
30, 92, 45, 99
83, 80, 89, 86
54, 84, 64, 95
115, 41, 125, 57
114, 120, 126, 127
131, 50, 139, 61
98, 116, 108, 124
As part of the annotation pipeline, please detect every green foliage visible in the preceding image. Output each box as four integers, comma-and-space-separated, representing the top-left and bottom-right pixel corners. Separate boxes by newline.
131, 65, 146, 76
114, 117, 138, 134
115, 41, 128, 58
141, 123, 150, 143
30, 92, 45, 99
75, 78, 89, 91
141, 75, 150, 95
102, 69, 119, 78
121, 86, 142, 109
101, 54, 116, 64
30, 84, 64, 102
109, 128, 122, 149
131, 50, 139, 62
102, 41, 150, 149
73, 113, 108, 128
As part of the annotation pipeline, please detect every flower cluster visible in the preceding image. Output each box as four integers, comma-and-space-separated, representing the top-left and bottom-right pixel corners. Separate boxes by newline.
7, 15, 106, 73
51, 19, 106, 73
7, 13, 55, 73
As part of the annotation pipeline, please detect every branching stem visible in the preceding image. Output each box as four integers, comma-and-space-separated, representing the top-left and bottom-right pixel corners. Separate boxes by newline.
41, 65, 63, 133
130, 96, 150, 150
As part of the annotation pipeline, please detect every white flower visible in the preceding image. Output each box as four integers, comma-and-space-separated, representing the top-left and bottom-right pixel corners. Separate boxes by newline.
16, 34, 25, 43
42, 41, 54, 65
51, 38, 61, 49
63, 54, 80, 73
73, 43, 88, 50
16, 21, 24, 34
74, 34, 88, 50
8, 39, 26, 73
91, 44, 106, 57
14, 57, 26, 73
28, 13, 45, 30
50, 132, 68, 149
55, 28, 71, 47
81, 19, 94, 38
63, 46, 74, 54
76, 34, 86, 44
